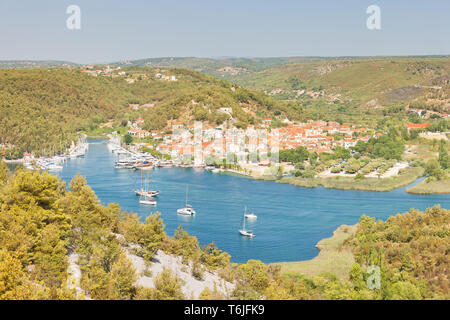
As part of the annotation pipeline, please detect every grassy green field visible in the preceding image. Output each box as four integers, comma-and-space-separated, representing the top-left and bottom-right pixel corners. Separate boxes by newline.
274, 224, 357, 280
278, 166, 424, 192
404, 140, 444, 162
406, 178, 450, 194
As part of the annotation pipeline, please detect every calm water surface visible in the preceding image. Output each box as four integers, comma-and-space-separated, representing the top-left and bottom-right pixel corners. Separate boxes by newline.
42, 141, 450, 263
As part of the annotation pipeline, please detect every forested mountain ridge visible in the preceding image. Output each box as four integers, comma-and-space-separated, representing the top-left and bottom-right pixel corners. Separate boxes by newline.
113, 56, 450, 105
230, 57, 450, 105
0, 67, 303, 158
115, 56, 450, 126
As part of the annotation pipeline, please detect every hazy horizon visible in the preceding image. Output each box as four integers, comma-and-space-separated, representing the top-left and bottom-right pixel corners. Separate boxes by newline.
1, 54, 450, 66
1, 0, 449, 64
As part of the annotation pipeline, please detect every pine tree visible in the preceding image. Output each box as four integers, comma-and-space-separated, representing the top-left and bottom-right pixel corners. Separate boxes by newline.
0, 160, 7, 184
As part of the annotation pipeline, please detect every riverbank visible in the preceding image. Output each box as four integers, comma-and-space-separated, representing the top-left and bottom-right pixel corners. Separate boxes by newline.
277, 166, 424, 192
406, 178, 450, 194
216, 164, 428, 193
273, 224, 357, 280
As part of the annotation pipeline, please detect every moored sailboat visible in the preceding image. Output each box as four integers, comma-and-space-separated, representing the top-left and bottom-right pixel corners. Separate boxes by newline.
177, 185, 196, 215
239, 207, 255, 238
134, 169, 160, 198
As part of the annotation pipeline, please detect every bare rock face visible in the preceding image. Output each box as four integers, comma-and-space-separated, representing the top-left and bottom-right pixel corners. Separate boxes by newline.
313, 63, 350, 76
67, 253, 89, 299
125, 248, 235, 300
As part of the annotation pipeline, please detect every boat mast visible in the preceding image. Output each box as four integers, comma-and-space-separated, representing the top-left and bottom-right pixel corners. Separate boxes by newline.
185, 185, 188, 207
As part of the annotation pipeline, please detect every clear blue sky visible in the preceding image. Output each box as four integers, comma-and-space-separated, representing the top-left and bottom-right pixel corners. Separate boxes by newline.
0, 0, 448, 63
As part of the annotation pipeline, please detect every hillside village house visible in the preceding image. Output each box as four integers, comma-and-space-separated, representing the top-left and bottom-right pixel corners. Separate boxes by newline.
406, 123, 431, 132
127, 128, 150, 139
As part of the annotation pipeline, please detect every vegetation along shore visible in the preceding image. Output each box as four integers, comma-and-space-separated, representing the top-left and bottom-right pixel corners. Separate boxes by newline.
0, 162, 448, 300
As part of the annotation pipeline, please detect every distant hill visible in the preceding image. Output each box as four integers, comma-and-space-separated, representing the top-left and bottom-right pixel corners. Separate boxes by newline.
0, 60, 77, 69
113, 56, 450, 114
113, 56, 337, 78
229, 57, 450, 103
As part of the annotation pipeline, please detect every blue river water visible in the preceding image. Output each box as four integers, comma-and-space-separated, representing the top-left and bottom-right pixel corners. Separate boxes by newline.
44, 141, 450, 263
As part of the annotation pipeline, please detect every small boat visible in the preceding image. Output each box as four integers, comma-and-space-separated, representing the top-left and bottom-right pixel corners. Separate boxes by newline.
133, 161, 153, 170
158, 160, 174, 168
44, 162, 63, 171
245, 213, 257, 219
239, 229, 255, 238
239, 207, 255, 238
177, 205, 196, 216
244, 209, 257, 220
136, 190, 160, 197
177, 185, 195, 216
114, 159, 138, 169
139, 195, 157, 206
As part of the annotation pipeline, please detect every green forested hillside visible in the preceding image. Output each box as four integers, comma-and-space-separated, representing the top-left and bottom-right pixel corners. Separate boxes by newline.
231, 58, 450, 103
346, 206, 449, 299
0, 69, 125, 157
223, 57, 450, 126
122, 57, 450, 126
117, 56, 450, 106
0, 67, 303, 157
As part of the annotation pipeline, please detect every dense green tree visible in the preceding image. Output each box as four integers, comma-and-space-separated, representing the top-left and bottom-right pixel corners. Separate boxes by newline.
349, 263, 365, 291
425, 159, 444, 180
151, 268, 185, 300
279, 146, 311, 164
438, 140, 449, 170
110, 253, 137, 299
0, 160, 7, 184
123, 134, 133, 145
233, 260, 269, 299
200, 242, 230, 271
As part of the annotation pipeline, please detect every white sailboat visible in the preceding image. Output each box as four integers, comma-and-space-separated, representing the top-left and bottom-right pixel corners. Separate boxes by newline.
137, 170, 157, 205
239, 207, 255, 238
177, 185, 196, 216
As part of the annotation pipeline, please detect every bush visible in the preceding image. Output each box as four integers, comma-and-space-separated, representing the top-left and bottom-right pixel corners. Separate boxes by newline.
355, 173, 365, 181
